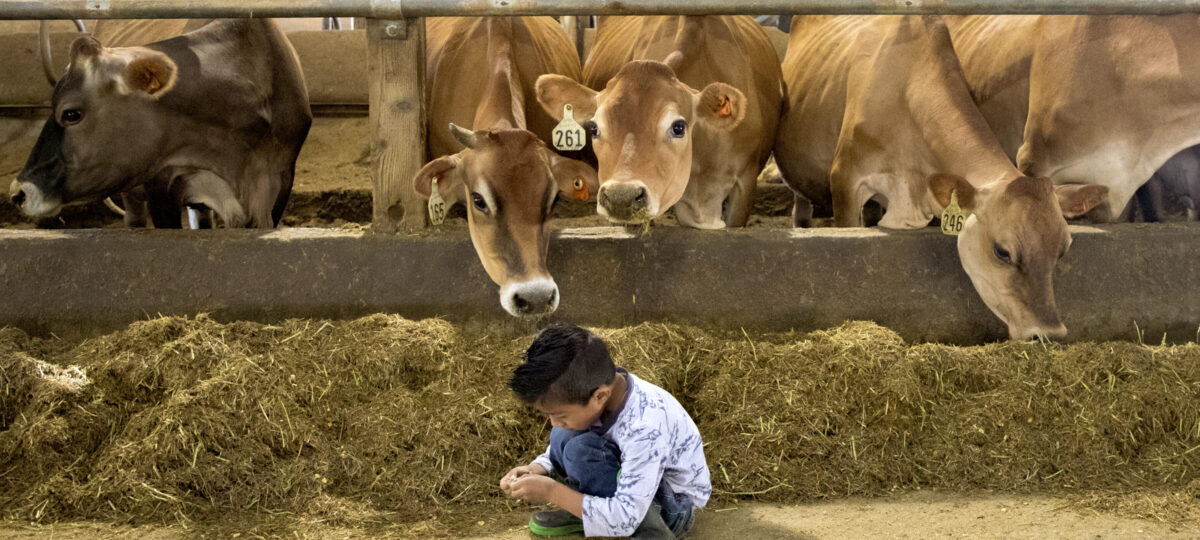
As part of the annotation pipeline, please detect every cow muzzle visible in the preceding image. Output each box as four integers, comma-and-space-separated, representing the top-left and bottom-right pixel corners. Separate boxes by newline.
8, 180, 62, 218
500, 278, 560, 317
597, 181, 651, 223
1009, 321, 1068, 341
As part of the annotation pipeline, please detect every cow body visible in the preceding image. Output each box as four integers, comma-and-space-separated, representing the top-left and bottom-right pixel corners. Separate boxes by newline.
12, 19, 312, 228
413, 17, 598, 317
948, 15, 1200, 221
539, 16, 781, 229
92, 19, 210, 46
774, 16, 1106, 340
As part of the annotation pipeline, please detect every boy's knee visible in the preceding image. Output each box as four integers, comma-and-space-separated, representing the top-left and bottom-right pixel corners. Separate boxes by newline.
549, 427, 576, 451
562, 432, 618, 465
560, 432, 620, 492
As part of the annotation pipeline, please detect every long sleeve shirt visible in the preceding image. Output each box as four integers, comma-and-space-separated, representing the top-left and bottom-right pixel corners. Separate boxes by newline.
532, 372, 711, 537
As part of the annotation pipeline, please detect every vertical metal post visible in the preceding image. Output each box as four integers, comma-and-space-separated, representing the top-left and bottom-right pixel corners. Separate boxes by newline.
561, 15, 588, 62
367, 17, 427, 232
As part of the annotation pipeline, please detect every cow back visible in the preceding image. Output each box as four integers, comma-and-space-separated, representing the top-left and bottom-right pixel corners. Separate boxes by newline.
426, 17, 582, 159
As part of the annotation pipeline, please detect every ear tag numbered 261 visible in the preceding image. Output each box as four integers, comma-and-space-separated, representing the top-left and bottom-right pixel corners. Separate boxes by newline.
428, 177, 446, 226
553, 104, 586, 152
940, 190, 966, 236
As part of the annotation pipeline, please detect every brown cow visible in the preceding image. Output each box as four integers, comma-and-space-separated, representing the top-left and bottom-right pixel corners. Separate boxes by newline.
536, 16, 782, 229
948, 15, 1200, 221
11, 20, 312, 228
412, 17, 598, 317
773, 16, 1107, 340
39, 19, 213, 226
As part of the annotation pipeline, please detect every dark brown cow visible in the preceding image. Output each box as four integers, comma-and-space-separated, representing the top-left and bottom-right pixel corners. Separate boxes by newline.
11, 20, 312, 228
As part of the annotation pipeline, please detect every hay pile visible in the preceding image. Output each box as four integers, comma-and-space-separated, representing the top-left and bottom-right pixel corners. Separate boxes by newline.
1, 316, 1197, 530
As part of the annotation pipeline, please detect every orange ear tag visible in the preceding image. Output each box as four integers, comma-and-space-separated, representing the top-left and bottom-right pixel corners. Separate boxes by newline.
572, 177, 589, 201
718, 97, 732, 118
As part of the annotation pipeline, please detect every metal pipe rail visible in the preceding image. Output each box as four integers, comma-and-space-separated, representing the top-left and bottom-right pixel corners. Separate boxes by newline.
7, 0, 1200, 232
3, 0, 1200, 19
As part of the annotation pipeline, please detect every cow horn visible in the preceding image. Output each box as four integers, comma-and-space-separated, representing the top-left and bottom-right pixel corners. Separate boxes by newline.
449, 123, 478, 149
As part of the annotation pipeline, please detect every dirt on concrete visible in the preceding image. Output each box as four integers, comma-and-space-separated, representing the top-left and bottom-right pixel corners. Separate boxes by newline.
0, 491, 1194, 539
1, 115, 796, 229
2, 111, 1196, 229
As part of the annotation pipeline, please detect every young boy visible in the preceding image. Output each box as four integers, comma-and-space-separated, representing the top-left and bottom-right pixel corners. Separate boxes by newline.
500, 323, 711, 539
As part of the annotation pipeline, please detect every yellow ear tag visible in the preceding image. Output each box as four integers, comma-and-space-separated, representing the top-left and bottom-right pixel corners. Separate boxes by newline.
553, 104, 586, 151
940, 190, 966, 236
428, 177, 446, 226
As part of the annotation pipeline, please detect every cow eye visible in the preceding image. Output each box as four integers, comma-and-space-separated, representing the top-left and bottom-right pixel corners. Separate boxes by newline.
669, 120, 687, 138
993, 243, 1012, 264
583, 121, 599, 139
471, 193, 488, 212
61, 109, 83, 125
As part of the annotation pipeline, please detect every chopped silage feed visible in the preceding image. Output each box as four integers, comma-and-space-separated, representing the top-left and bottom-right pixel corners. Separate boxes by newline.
1, 316, 1196, 531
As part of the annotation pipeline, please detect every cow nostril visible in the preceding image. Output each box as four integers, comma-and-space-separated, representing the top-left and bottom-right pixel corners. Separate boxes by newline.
11, 190, 25, 206
632, 187, 647, 210
513, 294, 529, 311
547, 289, 557, 306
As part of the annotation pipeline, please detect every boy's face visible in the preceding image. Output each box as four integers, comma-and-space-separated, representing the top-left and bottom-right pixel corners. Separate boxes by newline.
534, 384, 611, 431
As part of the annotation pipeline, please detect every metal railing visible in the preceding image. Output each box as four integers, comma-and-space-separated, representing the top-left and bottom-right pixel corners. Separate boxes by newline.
6, 0, 1200, 231
3, 0, 1200, 19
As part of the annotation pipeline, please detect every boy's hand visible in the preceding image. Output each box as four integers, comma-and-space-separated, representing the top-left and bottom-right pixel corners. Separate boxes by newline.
508, 474, 559, 505
499, 464, 548, 495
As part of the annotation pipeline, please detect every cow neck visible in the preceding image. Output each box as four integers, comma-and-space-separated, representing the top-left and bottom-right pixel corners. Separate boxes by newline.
472, 18, 526, 132
906, 23, 1020, 189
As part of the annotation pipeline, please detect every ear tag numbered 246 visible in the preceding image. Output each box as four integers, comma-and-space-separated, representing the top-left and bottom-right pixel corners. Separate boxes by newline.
428, 177, 446, 226
940, 190, 966, 236
553, 104, 586, 152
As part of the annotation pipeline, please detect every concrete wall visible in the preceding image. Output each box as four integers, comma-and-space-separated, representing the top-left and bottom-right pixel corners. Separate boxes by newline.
0, 224, 1195, 344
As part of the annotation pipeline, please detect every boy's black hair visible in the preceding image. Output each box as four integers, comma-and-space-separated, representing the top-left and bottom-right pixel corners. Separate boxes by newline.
509, 323, 616, 406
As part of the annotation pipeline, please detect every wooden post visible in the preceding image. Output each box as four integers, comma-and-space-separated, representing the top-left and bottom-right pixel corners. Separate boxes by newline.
367, 17, 427, 232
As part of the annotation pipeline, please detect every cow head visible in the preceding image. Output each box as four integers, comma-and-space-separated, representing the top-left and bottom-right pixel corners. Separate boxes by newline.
414, 125, 598, 318
10, 36, 178, 217
536, 61, 745, 223
929, 174, 1107, 340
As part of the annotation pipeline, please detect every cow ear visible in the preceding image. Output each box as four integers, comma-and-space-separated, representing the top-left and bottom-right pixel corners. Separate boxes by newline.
536, 74, 597, 121
695, 82, 746, 131
927, 174, 977, 211
124, 51, 177, 97
1054, 183, 1108, 218
413, 154, 464, 199
69, 36, 103, 62
543, 149, 599, 201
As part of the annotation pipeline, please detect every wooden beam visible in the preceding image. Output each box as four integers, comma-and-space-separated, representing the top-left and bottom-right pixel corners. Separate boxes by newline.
367, 17, 427, 232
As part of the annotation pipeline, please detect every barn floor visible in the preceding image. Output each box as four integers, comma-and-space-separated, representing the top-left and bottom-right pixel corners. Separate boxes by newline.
0, 492, 1194, 539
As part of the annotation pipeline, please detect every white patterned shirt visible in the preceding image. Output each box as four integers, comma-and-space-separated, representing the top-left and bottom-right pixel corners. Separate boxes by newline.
531, 372, 711, 537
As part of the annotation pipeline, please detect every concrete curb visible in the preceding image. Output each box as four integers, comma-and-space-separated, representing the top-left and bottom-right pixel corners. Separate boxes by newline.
0, 224, 1195, 343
